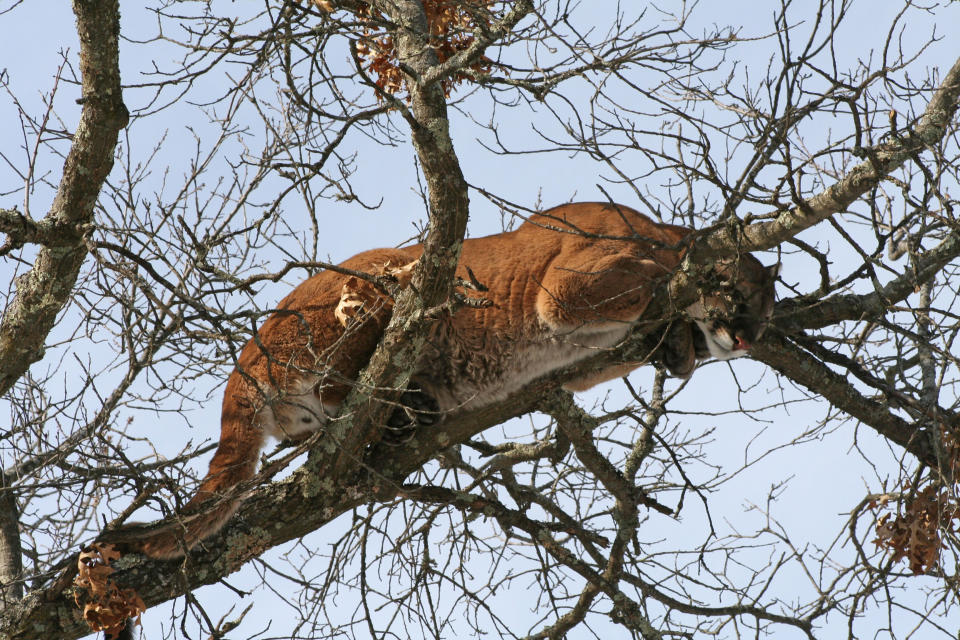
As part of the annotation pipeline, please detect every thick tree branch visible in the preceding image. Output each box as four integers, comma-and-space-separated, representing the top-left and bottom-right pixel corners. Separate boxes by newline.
0, 486, 23, 606
326, 0, 472, 477
0, 0, 127, 395
0, 208, 82, 252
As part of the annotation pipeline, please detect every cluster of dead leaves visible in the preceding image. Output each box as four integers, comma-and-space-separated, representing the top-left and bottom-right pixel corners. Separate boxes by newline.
874, 484, 960, 574
873, 426, 960, 574
74, 543, 145, 639
309, 0, 497, 97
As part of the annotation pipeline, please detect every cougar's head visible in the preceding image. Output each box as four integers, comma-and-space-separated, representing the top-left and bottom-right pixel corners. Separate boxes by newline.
687, 256, 779, 361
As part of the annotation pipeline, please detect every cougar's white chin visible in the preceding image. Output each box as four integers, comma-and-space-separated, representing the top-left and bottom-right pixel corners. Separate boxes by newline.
694, 321, 749, 361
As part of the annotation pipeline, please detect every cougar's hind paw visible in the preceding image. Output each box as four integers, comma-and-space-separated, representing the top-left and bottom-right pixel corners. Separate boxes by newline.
384, 388, 440, 444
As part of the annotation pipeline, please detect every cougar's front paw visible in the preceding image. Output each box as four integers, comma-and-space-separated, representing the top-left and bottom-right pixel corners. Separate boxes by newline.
384, 388, 440, 444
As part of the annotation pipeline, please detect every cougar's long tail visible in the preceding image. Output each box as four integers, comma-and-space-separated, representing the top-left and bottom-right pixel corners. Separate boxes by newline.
149, 392, 265, 559
102, 391, 266, 560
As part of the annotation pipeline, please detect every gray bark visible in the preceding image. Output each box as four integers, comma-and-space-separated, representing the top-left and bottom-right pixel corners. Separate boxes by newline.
0, 0, 127, 395
0, 481, 22, 605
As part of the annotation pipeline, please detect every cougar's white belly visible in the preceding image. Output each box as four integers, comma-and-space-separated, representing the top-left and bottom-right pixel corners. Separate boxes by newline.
418, 323, 632, 413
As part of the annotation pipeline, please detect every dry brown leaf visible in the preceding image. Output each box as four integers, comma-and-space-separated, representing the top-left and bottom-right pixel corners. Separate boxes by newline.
74, 543, 146, 638
874, 483, 960, 574
873, 425, 960, 574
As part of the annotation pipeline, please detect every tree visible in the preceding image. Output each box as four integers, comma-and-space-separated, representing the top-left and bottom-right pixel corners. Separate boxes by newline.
1, 0, 959, 638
